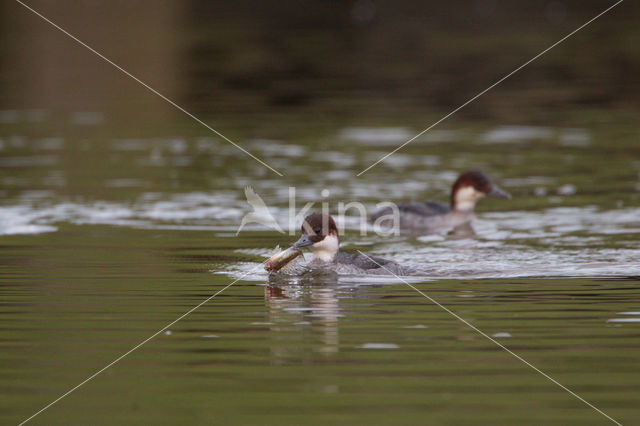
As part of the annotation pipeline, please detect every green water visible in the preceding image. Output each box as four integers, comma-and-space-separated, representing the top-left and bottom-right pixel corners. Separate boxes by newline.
2, 1, 640, 424
1, 226, 640, 425
1, 112, 639, 425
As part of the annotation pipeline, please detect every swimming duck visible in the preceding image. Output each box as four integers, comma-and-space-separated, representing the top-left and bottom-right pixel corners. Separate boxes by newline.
294, 213, 410, 275
370, 170, 510, 233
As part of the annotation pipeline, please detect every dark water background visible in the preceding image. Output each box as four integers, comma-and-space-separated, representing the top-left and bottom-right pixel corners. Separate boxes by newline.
1, 1, 639, 424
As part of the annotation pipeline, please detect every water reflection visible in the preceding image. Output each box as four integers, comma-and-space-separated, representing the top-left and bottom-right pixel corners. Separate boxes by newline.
265, 283, 341, 363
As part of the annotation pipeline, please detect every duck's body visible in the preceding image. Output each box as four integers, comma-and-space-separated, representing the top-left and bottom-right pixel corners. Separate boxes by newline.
307, 252, 409, 275
371, 171, 510, 233
379, 201, 473, 231
294, 213, 410, 276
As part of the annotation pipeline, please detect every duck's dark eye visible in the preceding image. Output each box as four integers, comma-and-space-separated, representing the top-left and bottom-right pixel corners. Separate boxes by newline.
313, 227, 321, 234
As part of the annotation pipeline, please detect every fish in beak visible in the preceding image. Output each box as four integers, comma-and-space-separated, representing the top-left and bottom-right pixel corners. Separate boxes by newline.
265, 246, 303, 272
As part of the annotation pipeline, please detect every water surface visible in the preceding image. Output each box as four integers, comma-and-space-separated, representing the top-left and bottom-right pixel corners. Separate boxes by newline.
1, 116, 639, 425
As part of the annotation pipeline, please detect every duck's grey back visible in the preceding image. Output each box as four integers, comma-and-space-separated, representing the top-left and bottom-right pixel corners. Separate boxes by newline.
371, 201, 450, 221
335, 252, 410, 275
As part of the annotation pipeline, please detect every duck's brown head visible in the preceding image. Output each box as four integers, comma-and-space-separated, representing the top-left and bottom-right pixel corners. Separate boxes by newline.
450, 171, 511, 211
294, 213, 339, 262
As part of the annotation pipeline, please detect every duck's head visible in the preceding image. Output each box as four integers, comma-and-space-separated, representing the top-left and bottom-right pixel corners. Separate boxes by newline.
294, 213, 339, 262
450, 171, 511, 211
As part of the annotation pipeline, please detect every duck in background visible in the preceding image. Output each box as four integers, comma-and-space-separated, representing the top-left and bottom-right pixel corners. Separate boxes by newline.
370, 170, 510, 234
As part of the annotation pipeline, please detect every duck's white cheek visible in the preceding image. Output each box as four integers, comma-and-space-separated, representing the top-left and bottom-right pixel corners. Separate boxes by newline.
311, 234, 339, 261
455, 186, 485, 211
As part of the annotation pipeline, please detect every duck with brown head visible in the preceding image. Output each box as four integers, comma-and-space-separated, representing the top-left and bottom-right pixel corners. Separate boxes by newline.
293, 213, 410, 275
370, 170, 510, 234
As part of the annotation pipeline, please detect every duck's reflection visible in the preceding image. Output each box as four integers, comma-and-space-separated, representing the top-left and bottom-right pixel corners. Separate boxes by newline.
264, 282, 340, 364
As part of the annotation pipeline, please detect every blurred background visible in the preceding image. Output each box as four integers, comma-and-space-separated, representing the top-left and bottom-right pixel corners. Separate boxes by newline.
0, 0, 638, 208
2, 0, 639, 122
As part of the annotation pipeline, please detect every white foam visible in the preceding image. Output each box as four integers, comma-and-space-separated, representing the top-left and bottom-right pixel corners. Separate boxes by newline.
358, 343, 400, 349
340, 127, 412, 145
479, 125, 553, 144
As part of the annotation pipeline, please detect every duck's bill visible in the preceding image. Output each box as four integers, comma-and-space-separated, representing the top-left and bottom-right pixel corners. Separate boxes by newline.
265, 246, 303, 272
488, 186, 511, 199
294, 234, 313, 247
